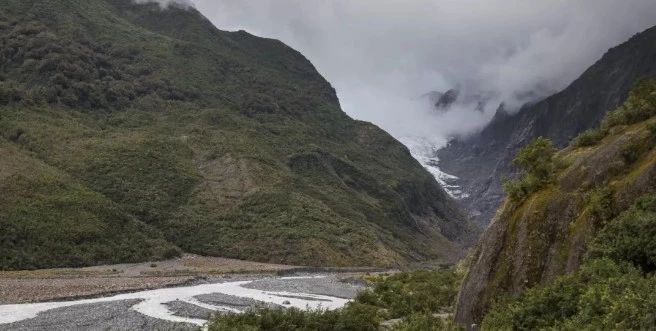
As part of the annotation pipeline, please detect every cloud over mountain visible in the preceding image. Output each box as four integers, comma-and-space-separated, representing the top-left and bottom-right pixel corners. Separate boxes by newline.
192, 0, 656, 143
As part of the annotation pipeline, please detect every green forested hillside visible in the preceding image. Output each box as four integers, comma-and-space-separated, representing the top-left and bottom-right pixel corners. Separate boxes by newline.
0, 0, 477, 270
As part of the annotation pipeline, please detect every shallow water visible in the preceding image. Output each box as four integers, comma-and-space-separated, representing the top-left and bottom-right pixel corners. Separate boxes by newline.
0, 276, 350, 327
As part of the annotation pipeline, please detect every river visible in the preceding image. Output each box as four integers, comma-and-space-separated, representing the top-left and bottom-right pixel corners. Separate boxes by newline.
0, 274, 360, 330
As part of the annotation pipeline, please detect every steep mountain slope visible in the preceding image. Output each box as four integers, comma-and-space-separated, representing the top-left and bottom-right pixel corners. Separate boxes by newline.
0, 139, 178, 269
455, 81, 656, 326
0, 0, 477, 270
438, 25, 656, 226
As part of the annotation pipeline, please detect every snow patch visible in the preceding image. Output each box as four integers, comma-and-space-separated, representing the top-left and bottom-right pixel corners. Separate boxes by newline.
400, 136, 469, 199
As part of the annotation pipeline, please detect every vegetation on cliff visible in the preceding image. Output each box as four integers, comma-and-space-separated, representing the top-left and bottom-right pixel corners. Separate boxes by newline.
502, 137, 557, 202
456, 80, 656, 327
483, 196, 656, 330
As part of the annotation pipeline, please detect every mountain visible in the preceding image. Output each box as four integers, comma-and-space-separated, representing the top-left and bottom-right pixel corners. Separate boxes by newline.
0, 0, 478, 270
455, 81, 656, 326
438, 25, 656, 226
422, 88, 489, 114
430, 89, 459, 111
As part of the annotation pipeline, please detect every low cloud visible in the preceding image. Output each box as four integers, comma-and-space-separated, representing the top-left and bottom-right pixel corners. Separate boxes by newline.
192, 0, 656, 143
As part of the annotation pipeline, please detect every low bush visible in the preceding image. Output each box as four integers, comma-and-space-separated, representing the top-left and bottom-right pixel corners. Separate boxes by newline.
503, 137, 556, 202
483, 194, 656, 330
393, 313, 460, 331
588, 194, 656, 272
620, 137, 648, 164
208, 269, 463, 331
587, 187, 615, 224
648, 122, 656, 136
357, 269, 462, 318
482, 258, 656, 330
573, 128, 606, 147
601, 80, 656, 131
209, 304, 381, 331
570, 80, 656, 150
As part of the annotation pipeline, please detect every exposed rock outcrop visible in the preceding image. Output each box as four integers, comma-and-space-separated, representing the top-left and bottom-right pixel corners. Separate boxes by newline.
455, 86, 656, 326
438, 25, 656, 226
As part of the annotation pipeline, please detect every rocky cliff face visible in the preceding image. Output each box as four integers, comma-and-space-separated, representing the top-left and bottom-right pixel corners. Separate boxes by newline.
438, 25, 656, 226
455, 82, 656, 326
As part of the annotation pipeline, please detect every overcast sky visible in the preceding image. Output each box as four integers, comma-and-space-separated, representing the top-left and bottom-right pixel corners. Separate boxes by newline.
182, 0, 656, 145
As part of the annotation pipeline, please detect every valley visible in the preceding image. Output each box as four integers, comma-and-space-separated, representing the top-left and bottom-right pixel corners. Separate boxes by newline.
0, 255, 377, 330
2, 0, 656, 330
0, 0, 476, 272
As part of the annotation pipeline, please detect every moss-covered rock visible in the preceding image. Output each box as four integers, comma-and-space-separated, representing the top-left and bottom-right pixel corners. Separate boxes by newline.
455, 81, 656, 326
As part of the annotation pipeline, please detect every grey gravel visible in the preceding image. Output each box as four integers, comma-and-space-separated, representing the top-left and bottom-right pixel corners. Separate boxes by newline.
165, 300, 215, 320
1, 300, 197, 331
0, 273, 364, 331
244, 274, 363, 299
195, 292, 277, 311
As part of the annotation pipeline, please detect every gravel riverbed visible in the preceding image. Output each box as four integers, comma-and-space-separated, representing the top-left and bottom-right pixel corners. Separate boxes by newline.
0, 274, 364, 331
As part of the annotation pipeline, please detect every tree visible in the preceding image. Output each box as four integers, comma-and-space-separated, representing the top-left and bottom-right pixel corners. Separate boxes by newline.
503, 137, 556, 202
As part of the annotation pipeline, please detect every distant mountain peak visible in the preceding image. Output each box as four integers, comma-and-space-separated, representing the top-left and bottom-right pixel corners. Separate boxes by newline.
433, 88, 460, 110
422, 88, 493, 113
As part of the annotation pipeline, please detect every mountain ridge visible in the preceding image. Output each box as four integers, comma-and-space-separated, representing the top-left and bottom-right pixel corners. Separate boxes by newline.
0, 0, 478, 270
438, 25, 656, 226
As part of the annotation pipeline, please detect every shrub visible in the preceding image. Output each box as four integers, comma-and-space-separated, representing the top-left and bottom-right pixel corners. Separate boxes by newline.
587, 187, 615, 223
484, 194, 656, 330
482, 258, 656, 330
502, 174, 543, 202
513, 137, 556, 181
620, 137, 647, 164
359, 269, 462, 318
0, 81, 26, 105
393, 313, 461, 331
588, 194, 656, 273
208, 269, 462, 331
503, 137, 556, 202
573, 128, 605, 147
601, 80, 656, 131
648, 122, 656, 137
208, 302, 381, 331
